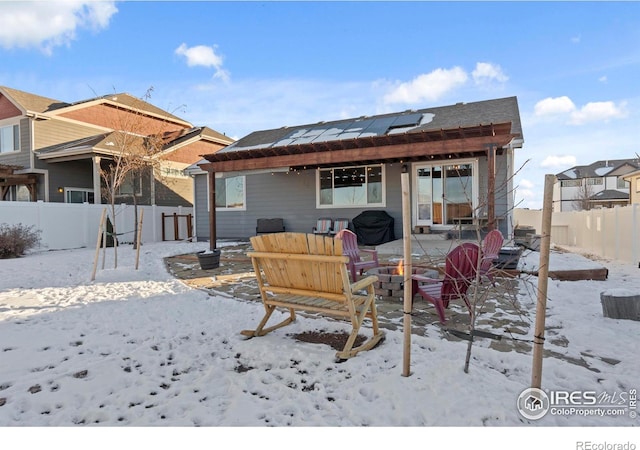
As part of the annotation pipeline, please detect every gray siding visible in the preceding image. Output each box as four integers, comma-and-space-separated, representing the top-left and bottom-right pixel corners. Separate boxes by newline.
200, 165, 405, 241
193, 174, 209, 241
45, 159, 94, 202
195, 156, 513, 242
0, 118, 31, 168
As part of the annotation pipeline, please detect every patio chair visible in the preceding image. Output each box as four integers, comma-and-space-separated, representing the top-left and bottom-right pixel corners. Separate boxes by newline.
411, 242, 480, 324
312, 217, 333, 235
480, 229, 504, 283
329, 218, 350, 236
334, 229, 379, 281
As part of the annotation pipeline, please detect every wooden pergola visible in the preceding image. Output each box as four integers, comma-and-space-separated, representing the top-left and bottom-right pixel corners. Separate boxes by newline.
0, 164, 38, 201
200, 122, 518, 249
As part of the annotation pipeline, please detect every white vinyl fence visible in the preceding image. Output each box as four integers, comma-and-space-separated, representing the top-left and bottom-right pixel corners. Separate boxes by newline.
514, 205, 640, 265
0, 201, 193, 251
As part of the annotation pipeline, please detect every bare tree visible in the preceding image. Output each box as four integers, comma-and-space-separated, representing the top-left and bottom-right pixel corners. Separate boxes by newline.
572, 181, 594, 211
98, 87, 179, 267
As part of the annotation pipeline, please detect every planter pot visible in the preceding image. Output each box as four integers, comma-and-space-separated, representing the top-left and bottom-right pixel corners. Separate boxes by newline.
197, 249, 221, 270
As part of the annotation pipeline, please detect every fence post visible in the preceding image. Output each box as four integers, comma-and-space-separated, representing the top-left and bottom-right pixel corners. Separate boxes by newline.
173, 213, 179, 240
634, 204, 639, 266
152, 204, 158, 243
614, 206, 620, 261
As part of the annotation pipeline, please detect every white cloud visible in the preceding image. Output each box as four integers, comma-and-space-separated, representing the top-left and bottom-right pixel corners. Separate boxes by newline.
569, 101, 628, 125
383, 67, 468, 105
571, 34, 581, 44
540, 155, 577, 168
472, 62, 508, 85
0, 1, 117, 55
533, 96, 627, 125
598, 75, 608, 83
175, 43, 229, 82
519, 179, 535, 189
534, 96, 576, 116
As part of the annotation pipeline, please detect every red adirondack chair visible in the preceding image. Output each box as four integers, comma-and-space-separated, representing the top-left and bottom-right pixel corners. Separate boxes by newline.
334, 229, 379, 281
411, 242, 480, 324
480, 229, 504, 283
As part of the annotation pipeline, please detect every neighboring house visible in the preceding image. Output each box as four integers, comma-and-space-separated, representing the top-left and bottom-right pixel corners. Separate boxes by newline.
553, 159, 639, 212
191, 96, 524, 243
623, 169, 640, 205
0, 86, 233, 206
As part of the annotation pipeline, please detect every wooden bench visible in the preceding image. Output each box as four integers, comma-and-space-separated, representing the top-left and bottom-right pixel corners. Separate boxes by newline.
243, 232, 385, 360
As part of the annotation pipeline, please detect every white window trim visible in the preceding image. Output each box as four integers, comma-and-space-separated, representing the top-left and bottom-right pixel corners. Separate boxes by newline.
64, 187, 94, 203
207, 175, 247, 211
315, 164, 386, 209
0, 122, 20, 154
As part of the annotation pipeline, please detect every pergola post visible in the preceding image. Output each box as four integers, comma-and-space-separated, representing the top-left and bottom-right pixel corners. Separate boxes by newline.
486, 143, 497, 230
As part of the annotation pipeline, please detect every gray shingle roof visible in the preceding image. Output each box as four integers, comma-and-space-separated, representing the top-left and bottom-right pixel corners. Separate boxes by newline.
221, 96, 522, 153
556, 158, 640, 180
590, 189, 629, 201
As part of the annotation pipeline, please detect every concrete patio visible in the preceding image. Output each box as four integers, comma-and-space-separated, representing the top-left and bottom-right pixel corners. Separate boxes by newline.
164, 235, 531, 354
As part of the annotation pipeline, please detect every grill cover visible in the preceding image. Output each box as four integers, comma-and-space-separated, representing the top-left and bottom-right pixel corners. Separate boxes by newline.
351, 210, 395, 245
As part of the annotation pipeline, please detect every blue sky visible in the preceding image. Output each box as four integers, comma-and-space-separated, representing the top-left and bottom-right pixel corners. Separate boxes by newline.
1, 1, 639, 209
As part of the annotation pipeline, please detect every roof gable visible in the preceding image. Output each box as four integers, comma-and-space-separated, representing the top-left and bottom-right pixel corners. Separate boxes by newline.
0, 86, 68, 114
56, 92, 192, 128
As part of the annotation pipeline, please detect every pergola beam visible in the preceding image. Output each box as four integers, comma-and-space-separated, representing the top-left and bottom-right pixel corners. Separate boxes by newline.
200, 135, 514, 173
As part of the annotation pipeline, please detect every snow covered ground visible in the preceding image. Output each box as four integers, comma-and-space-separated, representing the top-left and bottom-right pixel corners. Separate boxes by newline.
0, 240, 638, 448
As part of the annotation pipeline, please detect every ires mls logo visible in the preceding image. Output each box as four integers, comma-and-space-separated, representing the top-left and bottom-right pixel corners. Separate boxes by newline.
517, 387, 638, 420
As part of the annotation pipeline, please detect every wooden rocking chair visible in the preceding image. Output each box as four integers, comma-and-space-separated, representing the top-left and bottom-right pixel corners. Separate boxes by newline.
244, 232, 385, 360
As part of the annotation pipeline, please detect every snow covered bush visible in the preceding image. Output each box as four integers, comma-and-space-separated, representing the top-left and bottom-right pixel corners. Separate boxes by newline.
0, 223, 41, 258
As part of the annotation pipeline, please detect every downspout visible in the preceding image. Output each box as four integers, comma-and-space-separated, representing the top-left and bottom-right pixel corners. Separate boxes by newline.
92, 156, 102, 204
208, 170, 217, 251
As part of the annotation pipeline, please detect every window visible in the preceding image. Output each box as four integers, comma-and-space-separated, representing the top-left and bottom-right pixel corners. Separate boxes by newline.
617, 177, 630, 189
0, 124, 19, 153
561, 180, 582, 187
117, 172, 142, 196
5, 185, 31, 201
318, 164, 384, 207
587, 178, 603, 186
215, 176, 245, 210
65, 188, 94, 203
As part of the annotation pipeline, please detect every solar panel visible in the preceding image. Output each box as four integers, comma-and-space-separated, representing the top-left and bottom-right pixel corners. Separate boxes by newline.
390, 112, 423, 128
337, 119, 375, 139
363, 117, 397, 135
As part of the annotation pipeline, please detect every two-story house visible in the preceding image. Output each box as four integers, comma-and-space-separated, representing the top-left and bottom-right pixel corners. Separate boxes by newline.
554, 158, 639, 212
0, 86, 233, 206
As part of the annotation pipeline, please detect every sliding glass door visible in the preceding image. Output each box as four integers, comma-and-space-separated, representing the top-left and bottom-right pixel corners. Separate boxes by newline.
415, 161, 476, 226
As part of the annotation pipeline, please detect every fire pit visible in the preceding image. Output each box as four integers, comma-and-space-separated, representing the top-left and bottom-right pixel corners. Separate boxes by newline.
367, 263, 439, 302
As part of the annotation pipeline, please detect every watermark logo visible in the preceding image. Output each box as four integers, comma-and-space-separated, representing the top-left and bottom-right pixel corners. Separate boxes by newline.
517, 388, 550, 420
517, 387, 637, 420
